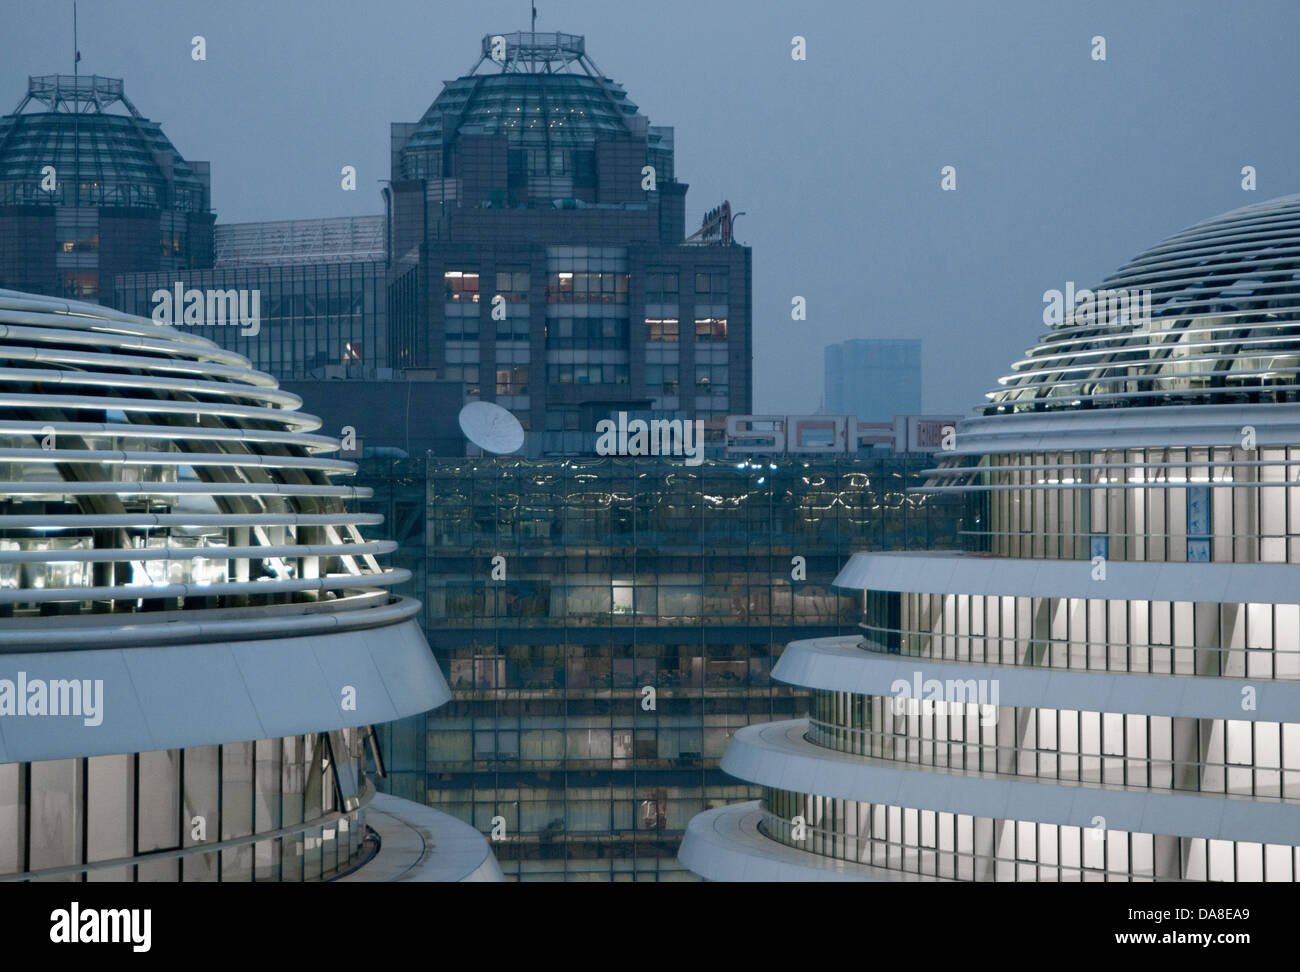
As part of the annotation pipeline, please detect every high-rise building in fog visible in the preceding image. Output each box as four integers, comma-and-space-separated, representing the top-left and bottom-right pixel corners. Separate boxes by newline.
824, 338, 921, 423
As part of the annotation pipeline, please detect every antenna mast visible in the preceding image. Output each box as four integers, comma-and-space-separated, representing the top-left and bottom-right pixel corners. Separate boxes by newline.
73, 2, 79, 211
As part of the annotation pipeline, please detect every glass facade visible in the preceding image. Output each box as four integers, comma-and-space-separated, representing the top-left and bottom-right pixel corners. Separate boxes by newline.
862, 591, 1300, 679
761, 788, 1299, 881
112, 261, 389, 381
955, 446, 1300, 563
1, 730, 372, 882
359, 453, 962, 880
397, 33, 673, 192
0, 99, 210, 211
809, 690, 1300, 798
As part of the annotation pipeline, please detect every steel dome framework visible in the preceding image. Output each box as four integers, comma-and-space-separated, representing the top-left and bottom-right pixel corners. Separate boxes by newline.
397, 32, 672, 183
986, 194, 1300, 414
0, 288, 412, 646
0, 75, 210, 211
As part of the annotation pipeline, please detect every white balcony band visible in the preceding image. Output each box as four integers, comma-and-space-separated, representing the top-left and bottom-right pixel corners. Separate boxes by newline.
832, 551, 1300, 606
678, 802, 936, 882
723, 721, 1300, 847
772, 635, 1300, 723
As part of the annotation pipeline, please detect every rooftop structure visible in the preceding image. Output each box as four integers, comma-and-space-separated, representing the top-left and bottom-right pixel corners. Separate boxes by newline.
0, 75, 214, 304
0, 75, 210, 212
385, 31, 746, 455
214, 216, 387, 267
396, 32, 672, 184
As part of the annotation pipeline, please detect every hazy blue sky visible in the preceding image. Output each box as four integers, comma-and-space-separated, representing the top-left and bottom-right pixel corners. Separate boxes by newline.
4, 0, 1298, 417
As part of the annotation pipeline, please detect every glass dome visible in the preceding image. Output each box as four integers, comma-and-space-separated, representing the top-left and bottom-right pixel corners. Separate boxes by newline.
0, 288, 409, 649
0, 75, 210, 211
987, 194, 1300, 414
398, 32, 671, 181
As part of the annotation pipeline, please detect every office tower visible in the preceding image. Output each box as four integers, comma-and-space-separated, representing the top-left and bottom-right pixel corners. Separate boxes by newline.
824, 338, 921, 423
0, 75, 214, 304
387, 31, 752, 454
0, 290, 498, 881
683, 196, 1300, 881
106, 32, 753, 460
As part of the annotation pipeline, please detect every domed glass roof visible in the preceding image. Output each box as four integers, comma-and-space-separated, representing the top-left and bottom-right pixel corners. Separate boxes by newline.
986, 194, 1300, 414
0, 75, 210, 212
0, 288, 409, 648
399, 32, 670, 180
408, 73, 643, 148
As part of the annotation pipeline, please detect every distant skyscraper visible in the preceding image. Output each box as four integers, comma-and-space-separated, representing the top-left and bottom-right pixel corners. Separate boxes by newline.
824, 339, 921, 422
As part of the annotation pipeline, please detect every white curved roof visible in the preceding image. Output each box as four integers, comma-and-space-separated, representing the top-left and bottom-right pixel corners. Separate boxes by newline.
677, 802, 941, 882
772, 636, 1300, 722
0, 616, 446, 762
0, 289, 406, 643
986, 194, 1300, 415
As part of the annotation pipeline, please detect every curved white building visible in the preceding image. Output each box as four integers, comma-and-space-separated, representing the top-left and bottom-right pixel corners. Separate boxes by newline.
0, 289, 498, 881
682, 196, 1300, 882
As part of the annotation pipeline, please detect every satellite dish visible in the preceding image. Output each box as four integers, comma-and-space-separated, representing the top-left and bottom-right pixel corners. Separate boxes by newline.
459, 401, 525, 455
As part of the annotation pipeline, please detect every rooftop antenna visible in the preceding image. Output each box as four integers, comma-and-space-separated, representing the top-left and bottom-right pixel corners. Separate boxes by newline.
531, 2, 537, 32
73, 2, 80, 209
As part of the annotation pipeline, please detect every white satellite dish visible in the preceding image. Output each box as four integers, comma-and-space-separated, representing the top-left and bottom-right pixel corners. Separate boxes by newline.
459, 401, 525, 455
